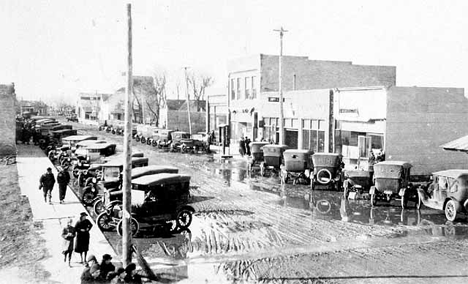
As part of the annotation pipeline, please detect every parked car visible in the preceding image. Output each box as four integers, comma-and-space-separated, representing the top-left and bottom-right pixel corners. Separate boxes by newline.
170, 131, 191, 152
342, 170, 373, 199
417, 169, 468, 221
259, 144, 289, 176
247, 142, 269, 174
370, 161, 416, 208
156, 129, 175, 149
62, 135, 98, 151
311, 153, 344, 190
280, 149, 314, 185
96, 173, 194, 236
66, 114, 78, 122
92, 164, 179, 213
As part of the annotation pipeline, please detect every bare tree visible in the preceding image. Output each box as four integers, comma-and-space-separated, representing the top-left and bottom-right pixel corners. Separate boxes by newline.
146, 72, 167, 127
185, 71, 213, 111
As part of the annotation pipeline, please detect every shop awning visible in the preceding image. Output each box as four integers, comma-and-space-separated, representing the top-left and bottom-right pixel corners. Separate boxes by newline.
441, 135, 468, 153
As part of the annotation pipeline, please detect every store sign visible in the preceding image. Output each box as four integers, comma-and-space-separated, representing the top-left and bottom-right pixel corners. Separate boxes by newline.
339, 108, 358, 114
268, 97, 285, 102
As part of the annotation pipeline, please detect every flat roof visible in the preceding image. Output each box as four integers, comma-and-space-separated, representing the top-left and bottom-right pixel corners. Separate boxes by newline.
440, 135, 468, 153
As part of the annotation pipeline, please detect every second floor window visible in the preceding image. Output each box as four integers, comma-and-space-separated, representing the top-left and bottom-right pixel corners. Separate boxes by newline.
236, 78, 241, 100
230, 79, 235, 100
251, 76, 257, 99
245, 77, 251, 99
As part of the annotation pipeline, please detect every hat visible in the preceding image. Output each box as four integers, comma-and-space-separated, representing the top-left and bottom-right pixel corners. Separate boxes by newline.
116, 267, 126, 275
80, 212, 88, 217
47, 167, 52, 171
125, 263, 137, 272
102, 254, 112, 261
87, 254, 97, 262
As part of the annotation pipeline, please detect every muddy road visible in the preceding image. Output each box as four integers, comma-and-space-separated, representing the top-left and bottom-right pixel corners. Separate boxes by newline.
67, 121, 468, 283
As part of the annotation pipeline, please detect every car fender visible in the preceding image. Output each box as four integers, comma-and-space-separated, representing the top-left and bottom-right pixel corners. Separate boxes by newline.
179, 205, 195, 213
398, 187, 406, 197
463, 199, 468, 212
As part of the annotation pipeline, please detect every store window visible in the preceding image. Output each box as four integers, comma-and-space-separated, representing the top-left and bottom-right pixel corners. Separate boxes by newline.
236, 78, 241, 100
230, 79, 235, 100
245, 77, 251, 99
251, 76, 257, 99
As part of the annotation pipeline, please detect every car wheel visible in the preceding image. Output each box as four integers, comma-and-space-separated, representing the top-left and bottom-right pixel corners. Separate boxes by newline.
141, 137, 146, 144
116, 218, 139, 237
176, 209, 193, 228
82, 189, 97, 206
96, 213, 114, 231
445, 199, 458, 222
370, 194, 377, 207
93, 199, 104, 215
152, 141, 158, 147
135, 136, 140, 142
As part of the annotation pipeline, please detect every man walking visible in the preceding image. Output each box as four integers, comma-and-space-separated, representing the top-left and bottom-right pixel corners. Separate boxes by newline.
39, 167, 55, 204
57, 166, 71, 204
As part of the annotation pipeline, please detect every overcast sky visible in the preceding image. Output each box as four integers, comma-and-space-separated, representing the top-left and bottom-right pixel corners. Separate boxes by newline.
2, 0, 467, 102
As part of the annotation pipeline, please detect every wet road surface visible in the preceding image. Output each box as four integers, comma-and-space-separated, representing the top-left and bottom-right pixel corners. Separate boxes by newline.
66, 122, 468, 283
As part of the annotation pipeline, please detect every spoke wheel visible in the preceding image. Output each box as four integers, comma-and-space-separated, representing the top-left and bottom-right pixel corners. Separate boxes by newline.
82, 190, 96, 206
96, 213, 114, 231
93, 199, 104, 215
116, 218, 139, 237
445, 200, 457, 222
176, 209, 193, 228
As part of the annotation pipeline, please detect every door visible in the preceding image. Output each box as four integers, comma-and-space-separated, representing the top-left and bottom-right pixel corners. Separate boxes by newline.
285, 130, 298, 148
358, 136, 372, 158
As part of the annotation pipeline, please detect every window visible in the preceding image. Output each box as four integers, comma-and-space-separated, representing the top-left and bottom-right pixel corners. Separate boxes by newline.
245, 77, 251, 99
358, 136, 372, 158
236, 78, 241, 100
251, 76, 257, 99
293, 74, 297, 90
230, 79, 235, 100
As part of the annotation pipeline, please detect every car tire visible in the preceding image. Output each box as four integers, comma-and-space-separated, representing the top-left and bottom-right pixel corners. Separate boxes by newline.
176, 209, 193, 229
445, 199, 458, 222
135, 136, 140, 142
93, 199, 104, 215
141, 137, 146, 144
96, 212, 114, 231
82, 188, 97, 206
317, 169, 332, 185
116, 218, 139, 237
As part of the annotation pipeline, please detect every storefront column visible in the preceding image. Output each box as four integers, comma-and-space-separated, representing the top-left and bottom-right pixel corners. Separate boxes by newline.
298, 118, 303, 149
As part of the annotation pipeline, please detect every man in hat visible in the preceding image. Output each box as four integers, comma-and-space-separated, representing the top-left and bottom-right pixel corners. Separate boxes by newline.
57, 166, 71, 204
39, 167, 55, 204
99, 253, 115, 281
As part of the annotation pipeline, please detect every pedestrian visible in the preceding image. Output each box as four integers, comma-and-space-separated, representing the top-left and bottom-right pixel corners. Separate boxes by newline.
39, 167, 55, 204
238, 137, 246, 157
75, 212, 93, 264
61, 218, 76, 266
57, 166, 71, 204
123, 263, 142, 284
110, 267, 126, 284
245, 136, 251, 156
99, 254, 116, 281
80, 254, 102, 284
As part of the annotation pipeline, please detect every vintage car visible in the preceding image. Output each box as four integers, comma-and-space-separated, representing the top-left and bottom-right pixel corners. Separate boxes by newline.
280, 149, 314, 185
416, 170, 468, 221
62, 135, 98, 151
156, 129, 175, 148
311, 153, 344, 190
50, 129, 78, 144
74, 142, 117, 164
75, 139, 107, 150
247, 142, 270, 174
259, 144, 289, 176
170, 131, 192, 152
343, 170, 373, 199
66, 114, 78, 122
96, 173, 194, 236
92, 164, 179, 213
370, 161, 415, 207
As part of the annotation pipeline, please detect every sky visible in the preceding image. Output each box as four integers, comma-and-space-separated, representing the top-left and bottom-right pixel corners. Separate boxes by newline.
2, 0, 468, 103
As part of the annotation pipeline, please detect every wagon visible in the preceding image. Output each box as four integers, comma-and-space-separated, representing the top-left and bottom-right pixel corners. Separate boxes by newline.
280, 149, 314, 185
259, 144, 289, 176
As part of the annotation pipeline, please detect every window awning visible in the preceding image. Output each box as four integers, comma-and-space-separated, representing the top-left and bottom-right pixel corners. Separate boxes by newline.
440, 135, 468, 153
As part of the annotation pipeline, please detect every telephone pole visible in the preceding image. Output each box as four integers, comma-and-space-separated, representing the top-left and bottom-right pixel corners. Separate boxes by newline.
184, 67, 192, 135
122, 3, 133, 266
273, 27, 287, 145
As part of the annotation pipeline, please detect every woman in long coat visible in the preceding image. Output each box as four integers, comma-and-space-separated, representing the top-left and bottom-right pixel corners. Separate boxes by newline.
61, 218, 76, 266
75, 212, 93, 264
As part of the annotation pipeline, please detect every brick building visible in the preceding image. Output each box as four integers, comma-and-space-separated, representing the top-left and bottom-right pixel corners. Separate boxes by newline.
159, 99, 206, 134
266, 86, 468, 177
0, 83, 17, 156
227, 54, 396, 143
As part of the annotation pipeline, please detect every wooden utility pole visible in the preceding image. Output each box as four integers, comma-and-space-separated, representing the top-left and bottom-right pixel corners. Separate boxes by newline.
184, 67, 192, 135
122, 3, 133, 266
274, 27, 287, 145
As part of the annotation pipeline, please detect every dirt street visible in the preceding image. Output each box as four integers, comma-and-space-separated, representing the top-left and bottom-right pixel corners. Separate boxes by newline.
64, 121, 468, 284
5, 120, 468, 284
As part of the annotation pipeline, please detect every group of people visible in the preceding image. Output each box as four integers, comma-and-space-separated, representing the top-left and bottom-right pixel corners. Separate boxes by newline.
238, 136, 252, 157
16, 116, 36, 144
61, 212, 93, 266
80, 255, 142, 284
39, 166, 71, 204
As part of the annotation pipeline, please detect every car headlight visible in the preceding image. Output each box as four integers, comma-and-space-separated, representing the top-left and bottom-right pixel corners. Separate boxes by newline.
92, 177, 97, 183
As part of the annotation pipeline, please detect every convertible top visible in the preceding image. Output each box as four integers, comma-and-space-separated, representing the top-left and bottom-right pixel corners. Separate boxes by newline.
131, 165, 179, 179
63, 135, 98, 142
86, 142, 116, 150
433, 169, 468, 179
132, 173, 191, 187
